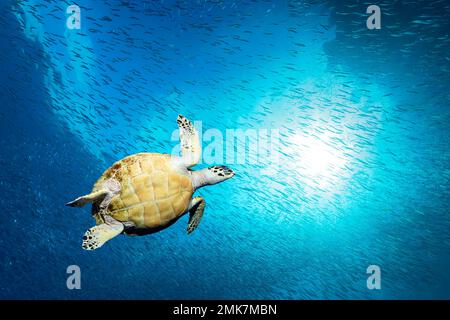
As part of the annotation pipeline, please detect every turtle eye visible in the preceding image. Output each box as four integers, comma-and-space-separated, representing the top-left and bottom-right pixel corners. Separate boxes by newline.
221, 167, 234, 176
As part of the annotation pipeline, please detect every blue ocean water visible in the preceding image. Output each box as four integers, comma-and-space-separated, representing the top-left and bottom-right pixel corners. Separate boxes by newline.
0, 0, 449, 299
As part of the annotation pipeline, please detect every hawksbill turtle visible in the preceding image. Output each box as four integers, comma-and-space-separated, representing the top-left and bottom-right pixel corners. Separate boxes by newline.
66, 115, 235, 250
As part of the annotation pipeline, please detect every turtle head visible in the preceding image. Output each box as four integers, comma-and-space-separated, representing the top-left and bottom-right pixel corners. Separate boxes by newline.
206, 165, 235, 184
192, 165, 235, 189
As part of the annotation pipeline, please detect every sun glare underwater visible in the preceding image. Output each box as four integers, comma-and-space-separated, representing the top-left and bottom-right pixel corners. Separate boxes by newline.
0, 0, 449, 299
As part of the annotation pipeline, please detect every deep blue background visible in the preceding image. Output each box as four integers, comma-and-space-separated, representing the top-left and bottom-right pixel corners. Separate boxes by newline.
0, 0, 449, 299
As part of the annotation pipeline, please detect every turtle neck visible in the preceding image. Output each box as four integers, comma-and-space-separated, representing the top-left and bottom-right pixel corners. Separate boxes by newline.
190, 169, 209, 190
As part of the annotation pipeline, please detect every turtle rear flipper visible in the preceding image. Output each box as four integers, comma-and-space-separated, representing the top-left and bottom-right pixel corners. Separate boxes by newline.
66, 178, 121, 207
66, 189, 108, 207
82, 215, 124, 250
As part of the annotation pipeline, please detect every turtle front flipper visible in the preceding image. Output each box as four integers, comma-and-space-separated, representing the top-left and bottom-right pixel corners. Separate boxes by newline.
177, 114, 201, 168
187, 197, 205, 234
82, 215, 124, 250
66, 189, 108, 207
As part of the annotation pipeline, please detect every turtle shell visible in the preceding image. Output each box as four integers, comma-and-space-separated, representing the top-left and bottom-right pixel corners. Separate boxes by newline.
91, 153, 193, 229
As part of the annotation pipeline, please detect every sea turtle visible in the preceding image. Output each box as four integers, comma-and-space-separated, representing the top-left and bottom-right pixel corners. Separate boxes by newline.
66, 115, 234, 250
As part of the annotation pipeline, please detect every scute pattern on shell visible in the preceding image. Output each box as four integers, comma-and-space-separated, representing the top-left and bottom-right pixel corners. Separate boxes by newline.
91, 153, 193, 229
